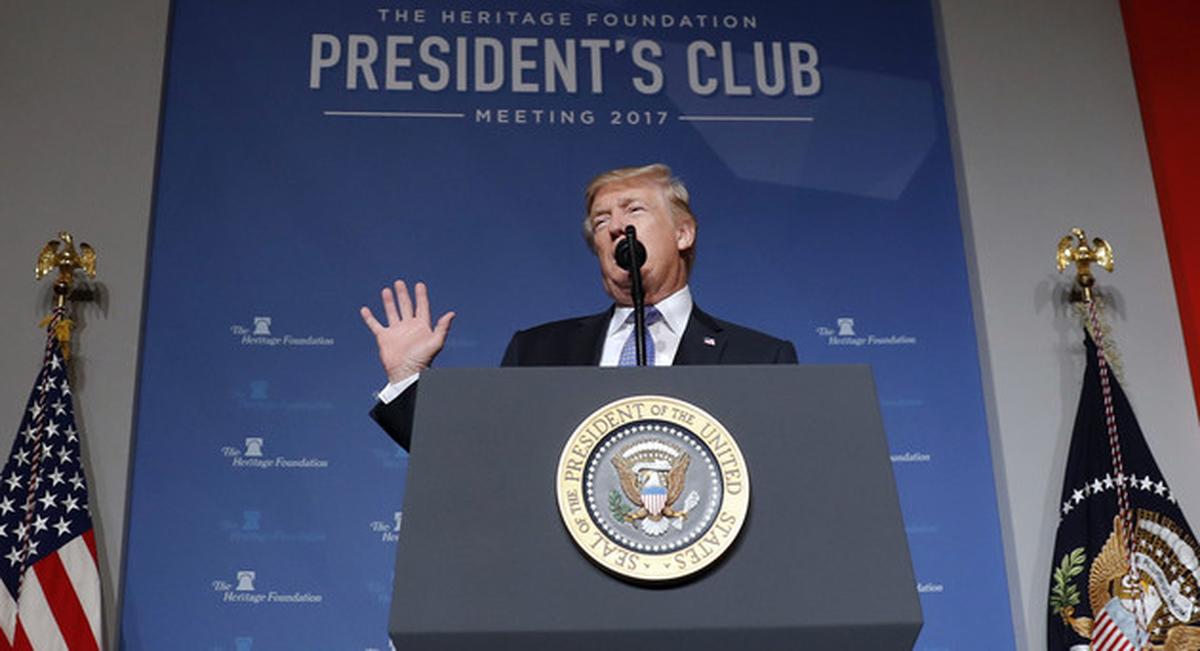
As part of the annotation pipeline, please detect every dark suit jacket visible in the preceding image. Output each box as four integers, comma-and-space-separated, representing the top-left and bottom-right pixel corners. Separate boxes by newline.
370, 305, 797, 450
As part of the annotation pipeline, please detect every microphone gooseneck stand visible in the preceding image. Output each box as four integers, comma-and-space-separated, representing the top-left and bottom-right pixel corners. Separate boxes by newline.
616, 225, 649, 366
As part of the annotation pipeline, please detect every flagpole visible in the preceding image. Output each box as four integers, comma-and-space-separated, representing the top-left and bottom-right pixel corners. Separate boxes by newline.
23, 231, 98, 596
1055, 229, 1157, 650
1057, 230, 1134, 561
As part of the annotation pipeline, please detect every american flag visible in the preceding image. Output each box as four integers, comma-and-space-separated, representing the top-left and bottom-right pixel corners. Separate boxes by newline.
0, 317, 102, 650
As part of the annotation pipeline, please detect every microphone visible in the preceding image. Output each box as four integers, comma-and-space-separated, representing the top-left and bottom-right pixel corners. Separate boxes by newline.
614, 227, 647, 271
615, 226, 649, 366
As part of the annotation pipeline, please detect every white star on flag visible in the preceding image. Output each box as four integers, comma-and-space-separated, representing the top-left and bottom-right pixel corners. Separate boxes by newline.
37, 492, 56, 510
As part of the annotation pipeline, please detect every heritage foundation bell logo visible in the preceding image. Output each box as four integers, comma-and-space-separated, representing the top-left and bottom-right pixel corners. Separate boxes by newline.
252, 316, 272, 335
235, 570, 256, 592
837, 317, 856, 336
556, 395, 749, 582
244, 437, 264, 457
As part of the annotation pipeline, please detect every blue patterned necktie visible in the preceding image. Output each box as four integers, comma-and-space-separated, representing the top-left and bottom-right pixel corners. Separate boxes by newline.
618, 306, 662, 367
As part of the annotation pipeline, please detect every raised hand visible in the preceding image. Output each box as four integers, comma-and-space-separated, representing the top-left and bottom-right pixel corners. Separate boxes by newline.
360, 280, 456, 383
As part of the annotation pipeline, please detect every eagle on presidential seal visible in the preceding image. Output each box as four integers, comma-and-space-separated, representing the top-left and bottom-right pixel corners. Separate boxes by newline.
1054, 511, 1200, 650
611, 440, 700, 536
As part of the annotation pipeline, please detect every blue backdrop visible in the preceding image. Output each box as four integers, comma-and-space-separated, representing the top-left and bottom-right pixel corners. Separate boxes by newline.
123, 1, 1015, 649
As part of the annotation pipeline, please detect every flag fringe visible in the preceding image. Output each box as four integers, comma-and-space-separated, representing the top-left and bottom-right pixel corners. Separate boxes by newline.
36, 310, 72, 361
1074, 299, 1125, 385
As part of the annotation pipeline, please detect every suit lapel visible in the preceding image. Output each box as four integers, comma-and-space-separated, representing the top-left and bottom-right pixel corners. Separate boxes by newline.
575, 307, 612, 365
674, 306, 726, 366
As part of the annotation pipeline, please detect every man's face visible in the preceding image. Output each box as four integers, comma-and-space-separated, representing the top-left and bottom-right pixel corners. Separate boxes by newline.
588, 178, 695, 306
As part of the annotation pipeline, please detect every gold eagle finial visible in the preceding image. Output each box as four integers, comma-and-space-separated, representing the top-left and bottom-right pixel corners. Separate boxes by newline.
35, 231, 98, 356
1057, 227, 1113, 303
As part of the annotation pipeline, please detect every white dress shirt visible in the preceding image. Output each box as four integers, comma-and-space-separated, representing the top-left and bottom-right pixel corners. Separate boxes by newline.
599, 285, 692, 367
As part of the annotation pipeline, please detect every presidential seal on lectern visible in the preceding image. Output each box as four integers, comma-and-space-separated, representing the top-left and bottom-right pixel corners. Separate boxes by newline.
555, 395, 750, 582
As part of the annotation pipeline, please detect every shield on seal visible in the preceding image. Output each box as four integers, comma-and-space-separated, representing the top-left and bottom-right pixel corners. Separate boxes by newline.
642, 484, 667, 516
1091, 599, 1148, 651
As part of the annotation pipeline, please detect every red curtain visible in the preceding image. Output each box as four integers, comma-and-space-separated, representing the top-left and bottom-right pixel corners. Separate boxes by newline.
1122, 0, 1200, 416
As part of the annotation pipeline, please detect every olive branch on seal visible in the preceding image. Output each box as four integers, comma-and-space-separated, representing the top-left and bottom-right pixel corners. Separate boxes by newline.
609, 490, 632, 522
1049, 547, 1086, 613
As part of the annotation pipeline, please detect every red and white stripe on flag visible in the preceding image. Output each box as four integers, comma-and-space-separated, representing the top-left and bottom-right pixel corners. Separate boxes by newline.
0, 532, 102, 651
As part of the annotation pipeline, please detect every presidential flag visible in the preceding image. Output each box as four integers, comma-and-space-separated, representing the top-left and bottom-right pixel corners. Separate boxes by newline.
0, 316, 102, 650
1048, 329, 1200, 649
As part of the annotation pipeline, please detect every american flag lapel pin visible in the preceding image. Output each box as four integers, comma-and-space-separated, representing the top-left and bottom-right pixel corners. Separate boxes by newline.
703, 336, 717, 347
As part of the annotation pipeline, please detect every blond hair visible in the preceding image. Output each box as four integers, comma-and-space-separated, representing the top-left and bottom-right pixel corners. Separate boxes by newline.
581, 163, 697, 271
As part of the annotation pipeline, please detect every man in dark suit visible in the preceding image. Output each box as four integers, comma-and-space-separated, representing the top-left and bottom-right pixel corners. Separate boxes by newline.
361, 164, 796, 449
